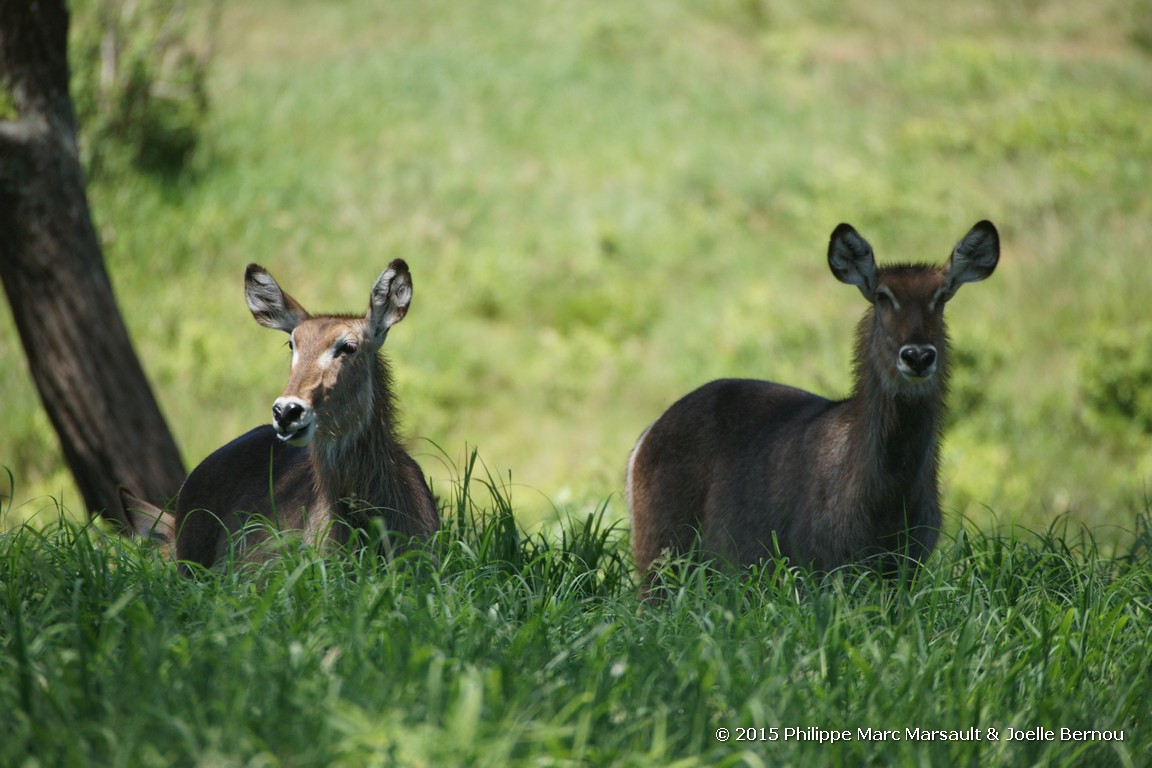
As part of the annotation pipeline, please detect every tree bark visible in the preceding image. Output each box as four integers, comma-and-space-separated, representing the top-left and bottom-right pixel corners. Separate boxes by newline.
0, 0, 185, 527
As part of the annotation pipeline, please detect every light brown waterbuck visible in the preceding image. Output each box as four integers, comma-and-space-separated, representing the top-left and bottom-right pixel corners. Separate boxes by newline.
626, 221, 999, 589
125, 260, 439, 570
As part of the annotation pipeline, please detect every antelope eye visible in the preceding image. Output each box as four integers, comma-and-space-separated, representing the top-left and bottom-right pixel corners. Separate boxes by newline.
336, 340, 358, 357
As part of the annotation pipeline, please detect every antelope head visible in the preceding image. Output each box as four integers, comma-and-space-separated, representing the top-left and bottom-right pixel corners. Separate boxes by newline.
827, 220, 999, 392
243, 261, 413, 447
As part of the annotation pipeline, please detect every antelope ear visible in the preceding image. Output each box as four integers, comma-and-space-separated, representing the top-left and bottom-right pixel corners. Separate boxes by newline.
117, 486, 175, 549
245, 264, 309, 332
943, 220, 999, 300
367, 259, 413, 344
827, 223, 877, 300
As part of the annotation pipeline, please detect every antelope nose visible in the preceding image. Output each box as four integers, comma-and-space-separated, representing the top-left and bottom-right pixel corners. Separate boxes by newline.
273, 400, 304, 429
898, 345, 937, 378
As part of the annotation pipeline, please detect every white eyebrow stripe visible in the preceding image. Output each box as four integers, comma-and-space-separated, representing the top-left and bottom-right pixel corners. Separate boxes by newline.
928, 287, 945, 312
876, 285, 901, 310
316, 333, 356, 370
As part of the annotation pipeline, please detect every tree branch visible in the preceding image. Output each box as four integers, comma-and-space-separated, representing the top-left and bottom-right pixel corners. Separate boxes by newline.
0, 117, 30, 144
0, 118, 38, 198
0, 0, 186, 522
0, 116, 39, 152
0, 0, 72, 119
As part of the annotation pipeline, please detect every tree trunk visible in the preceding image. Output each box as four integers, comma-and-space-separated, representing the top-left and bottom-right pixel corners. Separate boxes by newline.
0, 0, 185, 528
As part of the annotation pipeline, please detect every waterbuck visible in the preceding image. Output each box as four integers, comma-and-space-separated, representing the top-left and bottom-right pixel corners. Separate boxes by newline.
126, 260, 440, 570
626, 220, 999, 588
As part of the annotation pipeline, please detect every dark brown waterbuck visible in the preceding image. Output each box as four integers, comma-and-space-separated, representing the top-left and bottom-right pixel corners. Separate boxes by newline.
626, 221, 999, 589
123, 260, 439, 570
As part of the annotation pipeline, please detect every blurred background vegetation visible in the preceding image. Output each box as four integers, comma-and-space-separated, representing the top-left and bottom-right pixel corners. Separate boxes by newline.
68, 0, 217, 178
2, 0, 1150, 538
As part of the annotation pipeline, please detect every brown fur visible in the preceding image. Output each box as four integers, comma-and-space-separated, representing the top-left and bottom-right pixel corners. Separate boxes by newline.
627, 221, 999, 592
118, 485, 176, 559
167, 260, 439, 572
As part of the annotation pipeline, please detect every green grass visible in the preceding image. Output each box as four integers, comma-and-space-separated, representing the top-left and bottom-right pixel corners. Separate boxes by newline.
4, 4, 1150, 764
3, 461, 1150, 767
2, 0, 1152, 534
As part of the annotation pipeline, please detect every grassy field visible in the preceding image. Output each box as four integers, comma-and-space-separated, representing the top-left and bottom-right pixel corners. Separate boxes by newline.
4, 5, 1152, 764
2, 0, 1152, 538
2, 463, 1149, 766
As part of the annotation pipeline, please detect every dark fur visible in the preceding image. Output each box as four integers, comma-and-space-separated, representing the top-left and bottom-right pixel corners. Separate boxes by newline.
175, 358, 438, 570
174, 261, 439, 572
627, 222, 998, 591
